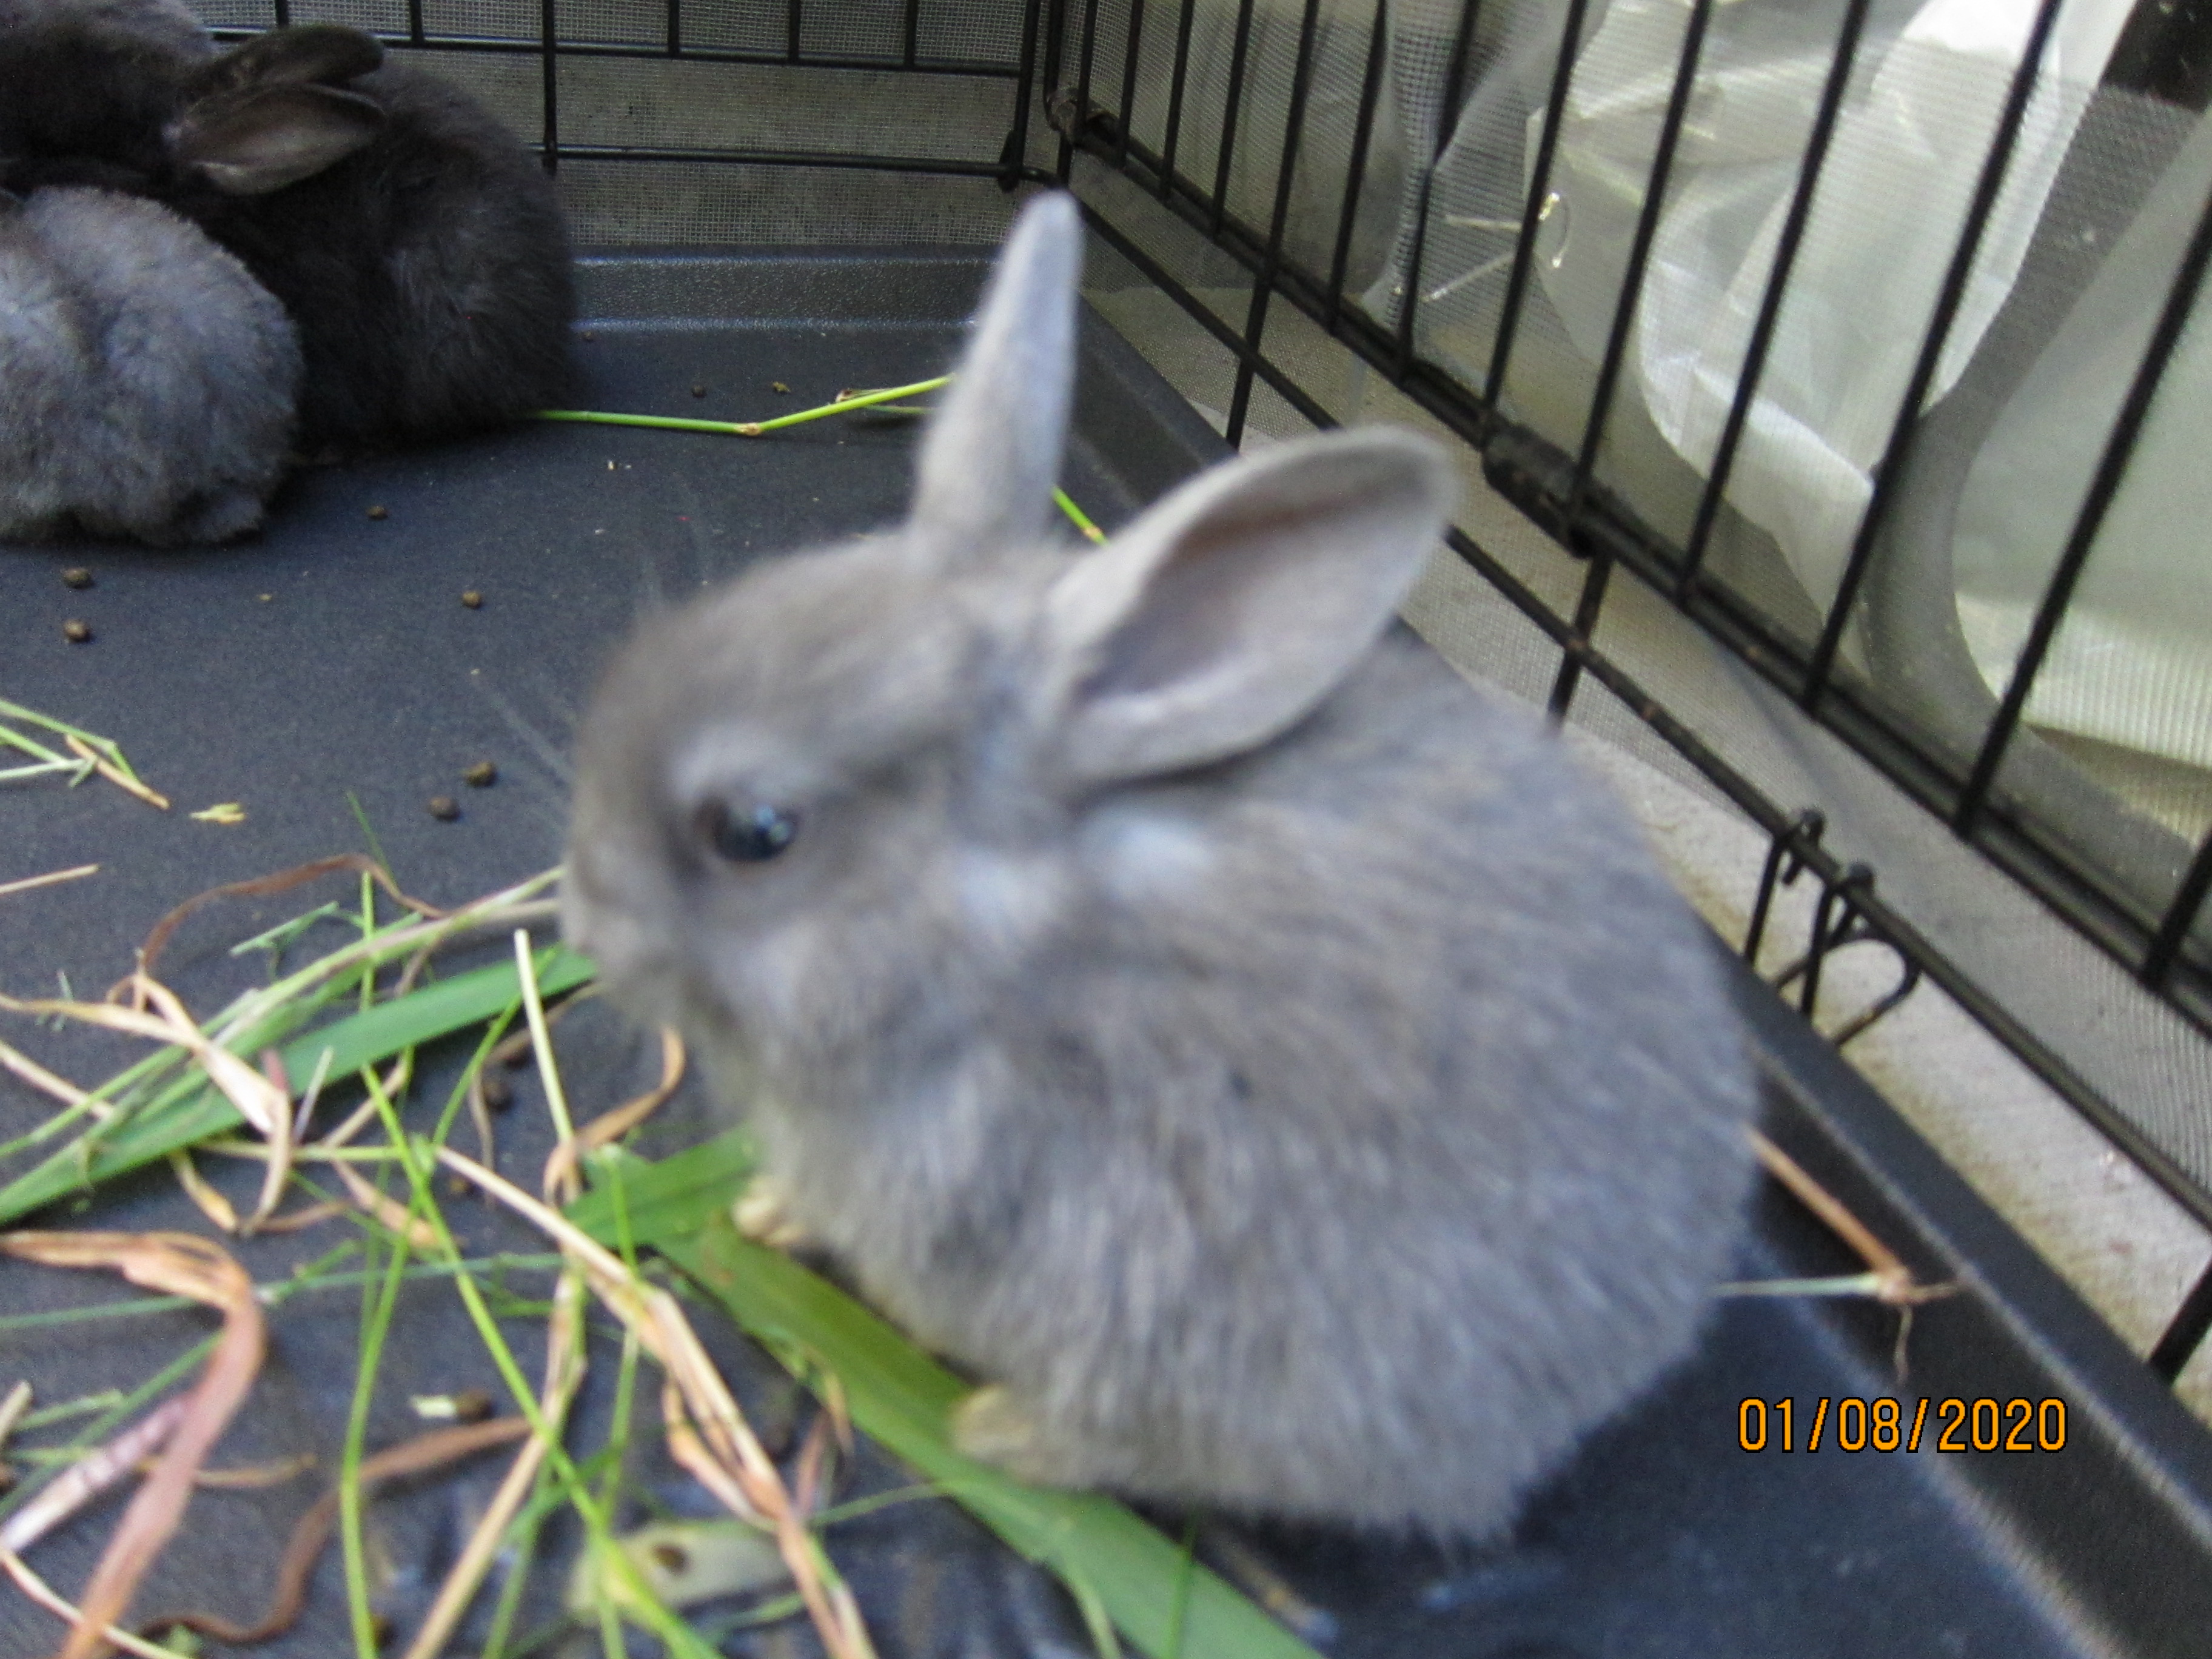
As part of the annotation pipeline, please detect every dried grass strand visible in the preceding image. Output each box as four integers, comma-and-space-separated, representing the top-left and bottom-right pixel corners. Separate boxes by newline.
251, 1199, 348, 1235
133, 977, 291, 1230
0, 1398, 189, 1556
172, 1454, 315, 1492
164, 1151, 239, 1234
485, 984, 593, 1071
315, 1053, 414, 1157
514, 930, 577, 1199
0, 980, 292, 1230
142, 1418, 528, 1648
0, 1232, 264, 1659
0, 866, 98, 902
468, 1072, 498, 1178
434, 1145, 875, 1659
1746, 1127, 1962, 1380
0, 1550, 180, 1659
387, 899, 561, 1003
135, 854, 441, 979
1747, 1128, 1953, 1307
290, 1047, 334, 1144
0, 1038, 100, 1117
398, 1278, 587, 1659
793, 1411, 834, 1521
332, 1160, 441, 1251
62, 737, 167, 813
542, 1026, 685, 1201
655, 1387, 871, 1658
0, 1381, 33, 1449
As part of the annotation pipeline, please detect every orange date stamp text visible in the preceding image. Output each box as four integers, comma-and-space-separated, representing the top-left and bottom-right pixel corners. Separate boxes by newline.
1737, 1396, 2066, 1452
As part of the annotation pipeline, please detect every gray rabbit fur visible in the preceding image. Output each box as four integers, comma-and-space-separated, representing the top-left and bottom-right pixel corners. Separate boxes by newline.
0, 184, 298, 544
565, 193, 1757, 1537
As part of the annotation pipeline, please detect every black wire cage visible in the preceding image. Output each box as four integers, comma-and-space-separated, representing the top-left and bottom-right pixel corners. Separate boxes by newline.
72, 0, 2212, 1627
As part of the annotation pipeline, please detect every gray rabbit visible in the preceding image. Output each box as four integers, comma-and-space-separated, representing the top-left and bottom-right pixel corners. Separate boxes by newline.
0, 184, 298, 544
565, 193, 1757, 1537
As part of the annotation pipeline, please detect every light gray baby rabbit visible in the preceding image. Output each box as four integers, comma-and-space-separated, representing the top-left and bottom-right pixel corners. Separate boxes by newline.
566, 193, 1757, 1537
0, 184, 298, 545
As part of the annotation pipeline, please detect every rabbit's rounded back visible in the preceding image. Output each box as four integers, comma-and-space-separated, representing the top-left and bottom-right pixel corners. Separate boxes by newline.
566, 194, 1757, 1537
0, 186, 299, 544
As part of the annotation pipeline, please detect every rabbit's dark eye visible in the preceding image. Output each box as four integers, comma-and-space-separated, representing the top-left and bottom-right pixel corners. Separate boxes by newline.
697, 799, 801, 863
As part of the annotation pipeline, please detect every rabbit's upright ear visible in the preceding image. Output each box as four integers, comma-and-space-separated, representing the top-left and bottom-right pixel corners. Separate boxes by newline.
1039, 429, 1454, 787
170, 82, 383, 195
908, 192, 1081, 560
188, 24, 384, 99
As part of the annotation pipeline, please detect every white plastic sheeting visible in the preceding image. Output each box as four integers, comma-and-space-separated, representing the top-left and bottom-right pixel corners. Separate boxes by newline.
1952, 104, 2212, 771
1533, 0, 2134, 612
1449, 0, 2212, 773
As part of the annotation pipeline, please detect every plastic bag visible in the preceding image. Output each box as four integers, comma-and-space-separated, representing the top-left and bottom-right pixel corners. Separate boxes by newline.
1952, 104, 2212, 770
1524, 0, 2134, 609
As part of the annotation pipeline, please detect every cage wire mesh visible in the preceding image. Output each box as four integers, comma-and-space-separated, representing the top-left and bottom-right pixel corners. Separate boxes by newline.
201, 0, 2212, 1389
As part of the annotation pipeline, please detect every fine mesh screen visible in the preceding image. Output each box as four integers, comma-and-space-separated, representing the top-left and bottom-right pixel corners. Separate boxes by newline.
560, 161, 1020, 246
550, 59, 1014, 163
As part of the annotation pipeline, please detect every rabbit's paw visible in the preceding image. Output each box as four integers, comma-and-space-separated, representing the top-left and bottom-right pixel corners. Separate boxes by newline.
731, 1174, 811, 1250
951, 1386, 1082, 1485
175, 485, 270, 545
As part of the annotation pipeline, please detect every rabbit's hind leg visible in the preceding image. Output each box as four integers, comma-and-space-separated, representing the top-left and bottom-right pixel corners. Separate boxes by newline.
169, 483, 272, 546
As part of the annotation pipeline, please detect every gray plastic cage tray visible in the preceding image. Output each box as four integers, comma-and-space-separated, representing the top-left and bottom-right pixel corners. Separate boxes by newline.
3, 252, 2210, 1659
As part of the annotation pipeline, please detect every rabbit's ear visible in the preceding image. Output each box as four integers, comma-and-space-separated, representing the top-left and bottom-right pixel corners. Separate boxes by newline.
1040, 429, 1454, 786
171, 83, 384, 194
908, 192, 1081, 560
189, 24, 383, 96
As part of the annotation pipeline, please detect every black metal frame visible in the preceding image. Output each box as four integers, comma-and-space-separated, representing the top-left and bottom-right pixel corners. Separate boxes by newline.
223, 0, 2212, 1379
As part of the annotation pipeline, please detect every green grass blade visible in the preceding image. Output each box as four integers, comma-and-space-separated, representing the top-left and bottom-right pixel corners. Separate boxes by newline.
343, 1144, 419, 1658
582, 1164, 1322, 1659
538, 409, 756, 436
538, 377, 948, 440
737, 377, 947, 434
1054, 488, 1108, 543
0, 948, 595, 1224
565, 1127, 755, 1241
0, 696, 147, 786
